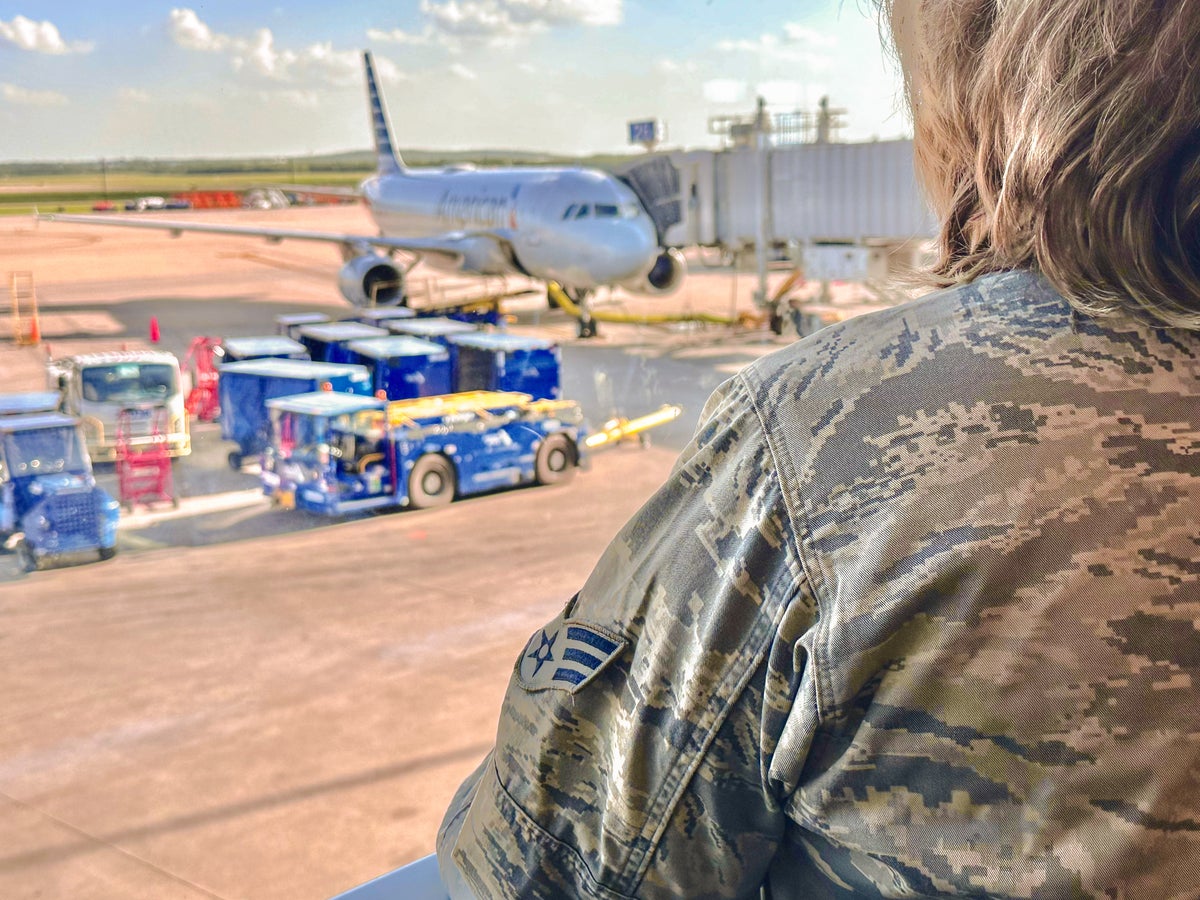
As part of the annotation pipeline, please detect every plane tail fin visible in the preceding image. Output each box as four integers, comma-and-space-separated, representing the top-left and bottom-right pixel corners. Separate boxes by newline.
363, 51, 405, 175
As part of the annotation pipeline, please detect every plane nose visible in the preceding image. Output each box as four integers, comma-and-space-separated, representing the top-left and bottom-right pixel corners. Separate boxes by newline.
598, 219, 659, 283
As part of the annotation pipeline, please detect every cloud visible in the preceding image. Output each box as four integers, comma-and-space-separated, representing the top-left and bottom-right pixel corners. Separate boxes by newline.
118, 88, 151, 103
449, 62, 477, 80
417, 0, 622, 40
782, 23, 837, 47
168, 8, 227, 52
702, 78, 748, 105
366, 26, 433, 46
168, 8, 401, 84
1, 83, 68, 106
716, 23, 834, 68
0, 15, 92, 54
757, 80, 805, 109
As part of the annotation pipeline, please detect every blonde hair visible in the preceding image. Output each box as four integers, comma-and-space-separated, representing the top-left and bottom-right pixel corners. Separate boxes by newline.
881, 0, 1200, 327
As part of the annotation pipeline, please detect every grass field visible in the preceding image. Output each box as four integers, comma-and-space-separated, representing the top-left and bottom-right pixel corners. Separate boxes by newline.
0, 170, 371, 215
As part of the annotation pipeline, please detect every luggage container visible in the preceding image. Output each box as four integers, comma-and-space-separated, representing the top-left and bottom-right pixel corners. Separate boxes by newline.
386, 316, 479, 345
387, 317, 480, 385
220, 335, 309, 363
345, 336, 453, 400
0, 392, 120, 570
217, 358, 372, 469
297, 322, 390, 364
261, 390, 586, 516
352, 307, 417, 328
275, 312, 331, 340
448, 332, 561, 399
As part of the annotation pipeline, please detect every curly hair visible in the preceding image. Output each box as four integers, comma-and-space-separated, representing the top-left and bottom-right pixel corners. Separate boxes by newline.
877, 0, 1200, 327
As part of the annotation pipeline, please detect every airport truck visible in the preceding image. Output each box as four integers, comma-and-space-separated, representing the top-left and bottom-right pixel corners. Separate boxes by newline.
47, 350, 191, 463
260, 390, 586, 516
0, 392, 121, 571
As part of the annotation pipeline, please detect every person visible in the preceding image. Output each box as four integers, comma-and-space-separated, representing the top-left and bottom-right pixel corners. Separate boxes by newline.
437, 0, 1200, 895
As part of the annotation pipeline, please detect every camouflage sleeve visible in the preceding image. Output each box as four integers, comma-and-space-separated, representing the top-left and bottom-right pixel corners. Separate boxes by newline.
437, 374, 818, 899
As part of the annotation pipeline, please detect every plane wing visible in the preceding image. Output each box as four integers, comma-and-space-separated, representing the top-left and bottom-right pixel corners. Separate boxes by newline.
37, 212, 465, 269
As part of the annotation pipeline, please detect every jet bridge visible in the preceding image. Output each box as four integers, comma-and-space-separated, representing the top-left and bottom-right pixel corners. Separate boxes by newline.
616, 138, 935, 284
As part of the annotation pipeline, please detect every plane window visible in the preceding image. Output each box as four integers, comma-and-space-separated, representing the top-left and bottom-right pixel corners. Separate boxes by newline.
595, 204, 619, 218
574, 204, 591, 219
562, 204, 577, 220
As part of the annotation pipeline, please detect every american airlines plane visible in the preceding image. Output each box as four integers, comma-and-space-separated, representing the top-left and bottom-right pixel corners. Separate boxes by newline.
41, 52, 686, 337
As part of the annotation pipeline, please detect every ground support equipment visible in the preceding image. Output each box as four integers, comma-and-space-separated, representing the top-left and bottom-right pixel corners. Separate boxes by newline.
115, 407, 177, 510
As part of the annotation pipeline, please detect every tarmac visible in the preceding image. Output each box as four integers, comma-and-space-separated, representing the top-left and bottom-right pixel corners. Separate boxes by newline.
0, 206, 895, 899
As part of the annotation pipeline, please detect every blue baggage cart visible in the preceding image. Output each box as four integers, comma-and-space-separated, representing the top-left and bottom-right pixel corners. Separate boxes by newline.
217, 358, 372, 469
275, 312, 330, 340
297, 322, 390, 364
220, 335, 309, 363
345, 336, 453, 400
353, 307, 417, 327
386, 317, 479, 345
448, 332, 561, 399
387, 318, 480, 385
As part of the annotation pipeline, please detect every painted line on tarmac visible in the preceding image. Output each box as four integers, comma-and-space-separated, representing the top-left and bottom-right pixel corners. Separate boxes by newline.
119, 489, 269, 530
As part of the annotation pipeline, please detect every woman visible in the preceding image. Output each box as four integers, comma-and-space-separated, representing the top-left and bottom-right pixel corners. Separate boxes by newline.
438, 2, 1200, 896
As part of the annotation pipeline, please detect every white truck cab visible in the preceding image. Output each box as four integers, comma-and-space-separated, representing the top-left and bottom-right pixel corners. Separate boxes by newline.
47, 350, 191, 462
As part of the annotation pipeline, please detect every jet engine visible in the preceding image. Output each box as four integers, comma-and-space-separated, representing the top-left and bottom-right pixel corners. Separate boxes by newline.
338, 254, 406, 307
621, 248, 687, 296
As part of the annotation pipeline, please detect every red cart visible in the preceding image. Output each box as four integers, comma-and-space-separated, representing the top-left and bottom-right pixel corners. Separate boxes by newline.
115, 407, 178, 510
183, 336, 223, 423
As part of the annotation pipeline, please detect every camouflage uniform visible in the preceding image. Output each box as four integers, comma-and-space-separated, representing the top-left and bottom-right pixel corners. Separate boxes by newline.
437, 270, 1200, 898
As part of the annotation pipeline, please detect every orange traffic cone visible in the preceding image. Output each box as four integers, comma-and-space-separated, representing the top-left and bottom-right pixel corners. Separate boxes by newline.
28, 317, 39, 345
149, 316, 160, 343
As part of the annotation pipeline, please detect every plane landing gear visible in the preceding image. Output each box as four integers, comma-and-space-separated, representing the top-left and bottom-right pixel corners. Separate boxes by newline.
546, 283, 600, 338
570, 288, 598, 339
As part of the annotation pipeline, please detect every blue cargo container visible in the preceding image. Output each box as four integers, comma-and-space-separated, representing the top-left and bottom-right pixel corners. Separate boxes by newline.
275, 312, 330, 340
217, 358, 372, 469
297, 322, 390, 364
387, 318, 480, 385
386, 317, 479, 344
220, 335, 309, 363
353, 307, 417, 327
449, 332, 561, 399
345, 336, 453, 400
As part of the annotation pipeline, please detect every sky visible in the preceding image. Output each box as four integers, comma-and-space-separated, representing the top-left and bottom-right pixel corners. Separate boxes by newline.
0, 2, 911, 162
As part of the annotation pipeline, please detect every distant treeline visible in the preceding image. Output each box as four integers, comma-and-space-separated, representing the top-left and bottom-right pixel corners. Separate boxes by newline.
0, 147, 639, 179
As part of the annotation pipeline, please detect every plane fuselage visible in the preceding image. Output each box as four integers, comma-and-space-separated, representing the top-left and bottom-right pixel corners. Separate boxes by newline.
361, 166, 659, 291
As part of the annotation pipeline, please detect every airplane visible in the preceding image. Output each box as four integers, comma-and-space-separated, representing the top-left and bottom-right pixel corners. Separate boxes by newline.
40, 51, 686, 338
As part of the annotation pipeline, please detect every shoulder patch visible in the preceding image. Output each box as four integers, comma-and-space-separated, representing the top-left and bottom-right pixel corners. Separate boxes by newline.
516, 612, 627, 693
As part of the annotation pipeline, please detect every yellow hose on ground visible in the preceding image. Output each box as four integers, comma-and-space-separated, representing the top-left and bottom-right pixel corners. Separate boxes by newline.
584, 405, 683, 449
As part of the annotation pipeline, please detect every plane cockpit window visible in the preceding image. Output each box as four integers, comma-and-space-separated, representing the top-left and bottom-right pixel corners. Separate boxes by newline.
595, 204, 619, 218
574, 204, 592, 219
562, 204, 578, 220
